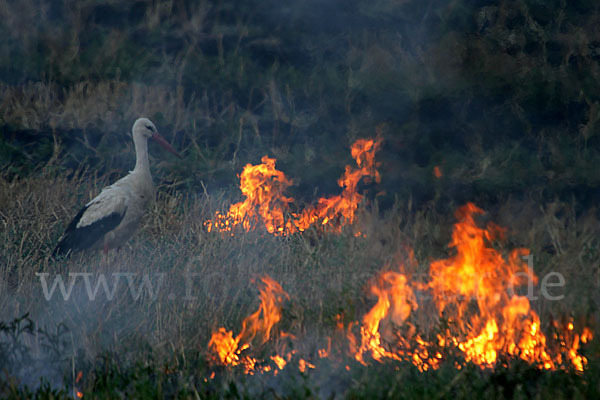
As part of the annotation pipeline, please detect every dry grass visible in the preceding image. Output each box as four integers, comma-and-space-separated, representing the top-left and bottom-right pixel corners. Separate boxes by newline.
1, 166, 598, 372
0, 167, 396, 362
1, 0, 600, 396
0, 80, 202, 139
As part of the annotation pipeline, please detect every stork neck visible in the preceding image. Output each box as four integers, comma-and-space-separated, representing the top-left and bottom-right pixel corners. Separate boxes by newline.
133, 134, 151, 174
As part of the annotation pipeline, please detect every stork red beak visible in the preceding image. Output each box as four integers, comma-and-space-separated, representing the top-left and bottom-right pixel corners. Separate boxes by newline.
152, 132, 183, 159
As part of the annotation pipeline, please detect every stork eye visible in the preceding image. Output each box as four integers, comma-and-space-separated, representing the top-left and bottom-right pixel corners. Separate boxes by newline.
145, 124, 154, 132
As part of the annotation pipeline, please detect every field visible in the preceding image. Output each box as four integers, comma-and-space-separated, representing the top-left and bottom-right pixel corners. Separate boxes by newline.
1, 0, 600, 398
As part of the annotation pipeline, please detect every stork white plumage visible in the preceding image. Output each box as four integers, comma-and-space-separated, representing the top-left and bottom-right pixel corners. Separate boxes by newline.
53, 118, 182, 257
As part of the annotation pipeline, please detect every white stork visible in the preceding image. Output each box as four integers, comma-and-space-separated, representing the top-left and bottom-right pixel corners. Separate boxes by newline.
53, 118, 182, 257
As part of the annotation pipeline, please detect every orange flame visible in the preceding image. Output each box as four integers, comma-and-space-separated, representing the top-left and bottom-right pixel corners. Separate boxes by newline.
427, 203, 556, 368
208, 276, 290, 373
298, 358, 315, 373
206, 204, 593, 376
205, 138, 381, 235
75, 370, 84, 398
271, 354, 287, 370
347, 270, 439, 371
206, 156, 295, 234
353, 271, 415, 364
346, 203, 591, 372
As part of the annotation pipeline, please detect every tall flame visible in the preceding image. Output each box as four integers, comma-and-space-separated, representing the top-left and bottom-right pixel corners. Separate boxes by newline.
208, 276, 290, 373
353, 271, 416, 364
427, 203, 554, 368
348, 203, 591, 372
205, 138, 381, 235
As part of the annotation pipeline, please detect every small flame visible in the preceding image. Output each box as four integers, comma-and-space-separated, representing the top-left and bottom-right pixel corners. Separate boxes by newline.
318, 338, 331, 358
74, 370, 84, 399
581, 327, 593, 343
272, 354, 287, 370
205, 138, 381, 235
298, 358, 315, 372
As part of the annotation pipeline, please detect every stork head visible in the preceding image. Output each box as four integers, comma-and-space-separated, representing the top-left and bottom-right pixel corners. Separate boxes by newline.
133, 118, 182, 158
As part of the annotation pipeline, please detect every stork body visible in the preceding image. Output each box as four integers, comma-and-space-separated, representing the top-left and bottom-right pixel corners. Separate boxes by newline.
53, 118, 181, 257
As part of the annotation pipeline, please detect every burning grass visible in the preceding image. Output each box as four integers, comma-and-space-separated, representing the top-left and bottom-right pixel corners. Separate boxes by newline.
0, 161, 599, 397
204, 137, 381, 235
2, 0, 600, 396
205, 203, 595, 378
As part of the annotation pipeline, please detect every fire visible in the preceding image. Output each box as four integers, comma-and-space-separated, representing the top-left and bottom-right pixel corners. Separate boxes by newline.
298, 358, 315, 373
205, 156, 295, 235
207, 204, 594, 376
427, 203, 555, 368
347, 203, 590, 372
271, 354, 287, 370
347, 269, 440, 372
74, 370, 84, 398
353, 271, 416, 364
208, 276, 290, 373
205, 138, 381, 235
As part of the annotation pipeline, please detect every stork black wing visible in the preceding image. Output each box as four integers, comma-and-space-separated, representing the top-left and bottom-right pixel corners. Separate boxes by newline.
52, 205, 126, 257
